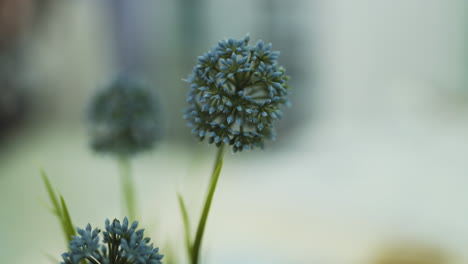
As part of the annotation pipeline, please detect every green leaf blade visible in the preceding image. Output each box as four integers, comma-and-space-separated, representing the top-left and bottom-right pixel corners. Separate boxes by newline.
40, 169, 62, 217
60, 195, 76, 240
178, 193, 193, 259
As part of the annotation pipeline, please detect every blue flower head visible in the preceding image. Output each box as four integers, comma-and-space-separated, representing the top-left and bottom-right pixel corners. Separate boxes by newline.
61, 217, 164, 264
88, 75, 161, 156
184, 35, 290, 152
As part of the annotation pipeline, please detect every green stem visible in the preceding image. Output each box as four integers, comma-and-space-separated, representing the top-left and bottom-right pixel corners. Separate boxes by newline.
191, 143, 226, 264
118, 156, 137, 221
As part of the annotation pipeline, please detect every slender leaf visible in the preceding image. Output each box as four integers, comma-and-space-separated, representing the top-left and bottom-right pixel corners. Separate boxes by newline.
60, 195, 76, 239
40, 169, 76, 245
41, 169, 61, 217
178, 193, 193, 259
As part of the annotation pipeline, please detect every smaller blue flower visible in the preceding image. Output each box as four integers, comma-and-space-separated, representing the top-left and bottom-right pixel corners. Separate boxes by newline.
61, 217, 164, 264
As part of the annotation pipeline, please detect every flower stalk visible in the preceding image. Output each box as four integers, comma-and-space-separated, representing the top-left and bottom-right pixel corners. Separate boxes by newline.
179, 143, 226, 264
118, 156, 137, 221
192, 143, 225, 264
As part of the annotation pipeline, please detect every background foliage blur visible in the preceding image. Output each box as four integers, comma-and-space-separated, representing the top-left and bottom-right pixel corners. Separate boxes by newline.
0, 1, 467, 264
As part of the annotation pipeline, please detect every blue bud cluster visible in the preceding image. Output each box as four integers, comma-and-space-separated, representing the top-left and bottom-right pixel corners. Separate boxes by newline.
184, 35, 290, 152
61, 217, 164, 264
88, 75, 161, 156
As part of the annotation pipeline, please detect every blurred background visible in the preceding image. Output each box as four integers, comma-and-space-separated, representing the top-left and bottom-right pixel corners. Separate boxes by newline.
0, 0, 467, 263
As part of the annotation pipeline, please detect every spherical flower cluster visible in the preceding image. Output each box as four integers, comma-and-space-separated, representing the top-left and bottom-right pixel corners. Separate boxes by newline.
184, 35, 290, 152
88, 75, 161, 156
61, 217, 164, 264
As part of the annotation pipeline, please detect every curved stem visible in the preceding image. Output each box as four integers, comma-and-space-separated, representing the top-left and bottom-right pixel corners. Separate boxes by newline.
191, 143, 226, 264
118, 156, 137, 221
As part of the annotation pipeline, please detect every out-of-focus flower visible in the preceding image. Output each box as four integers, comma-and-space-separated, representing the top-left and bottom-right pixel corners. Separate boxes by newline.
184, 35, 290, 152
61, 217, 164, 264
371, 242, 451, 264
88, 75, 161, 156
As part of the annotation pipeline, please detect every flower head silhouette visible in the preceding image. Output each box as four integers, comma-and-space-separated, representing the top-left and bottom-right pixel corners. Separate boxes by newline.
88, 75, 161, 156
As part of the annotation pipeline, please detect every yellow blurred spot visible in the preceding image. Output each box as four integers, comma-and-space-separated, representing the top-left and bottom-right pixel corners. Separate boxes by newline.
371, 242, 452, 264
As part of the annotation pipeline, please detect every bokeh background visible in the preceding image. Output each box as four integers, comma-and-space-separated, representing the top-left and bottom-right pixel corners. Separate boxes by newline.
1, 0, 467, 263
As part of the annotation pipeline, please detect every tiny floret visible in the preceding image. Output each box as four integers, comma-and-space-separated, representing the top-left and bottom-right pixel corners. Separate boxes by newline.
88, 75, 161, 156
184, 35, 290, 152
61, 217, 164, 264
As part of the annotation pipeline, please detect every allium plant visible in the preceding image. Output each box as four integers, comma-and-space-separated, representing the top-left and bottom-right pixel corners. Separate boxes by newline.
184, 35, 290, 152
87, 75, 161, 220
179, 35, 290, 264
61, 217, 164, 264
